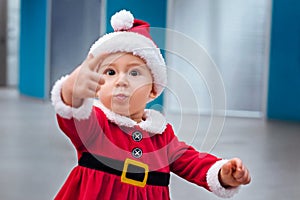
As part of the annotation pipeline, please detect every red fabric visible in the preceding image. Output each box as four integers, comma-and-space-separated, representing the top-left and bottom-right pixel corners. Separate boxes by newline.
130, 19, 152, 40
54, 107, 220, 200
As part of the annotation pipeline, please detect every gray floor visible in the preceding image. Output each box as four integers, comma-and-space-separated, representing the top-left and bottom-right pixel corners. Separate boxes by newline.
1, 88, 300, 200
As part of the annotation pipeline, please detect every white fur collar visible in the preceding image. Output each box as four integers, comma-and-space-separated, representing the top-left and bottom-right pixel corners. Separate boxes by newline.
93, 101, 167, 134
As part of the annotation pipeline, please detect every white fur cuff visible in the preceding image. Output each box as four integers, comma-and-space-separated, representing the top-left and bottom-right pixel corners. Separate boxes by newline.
50, 75, 94, 120
207, 160, 240, 198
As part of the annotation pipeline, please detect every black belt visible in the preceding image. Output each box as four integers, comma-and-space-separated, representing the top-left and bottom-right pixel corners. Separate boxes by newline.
78, 152, 170, 187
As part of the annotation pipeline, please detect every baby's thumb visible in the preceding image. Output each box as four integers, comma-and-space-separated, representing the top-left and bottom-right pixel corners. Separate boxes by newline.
87, 53, 94, 60
98, 76, 105, 85
222, 162, 232, 175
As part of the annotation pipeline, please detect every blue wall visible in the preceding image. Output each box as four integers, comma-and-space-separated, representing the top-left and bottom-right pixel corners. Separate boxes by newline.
19, 0, 48, 99
267, 0, 300, 121
106, 0, 167, 109
106, 1, 167, 32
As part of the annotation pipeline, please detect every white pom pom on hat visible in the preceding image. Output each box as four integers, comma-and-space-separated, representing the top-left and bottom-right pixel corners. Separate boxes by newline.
89, 10, 167, 99
110, 9, 134, 31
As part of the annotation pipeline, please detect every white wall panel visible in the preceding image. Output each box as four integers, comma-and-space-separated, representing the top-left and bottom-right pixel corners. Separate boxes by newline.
166, 0, 271, 116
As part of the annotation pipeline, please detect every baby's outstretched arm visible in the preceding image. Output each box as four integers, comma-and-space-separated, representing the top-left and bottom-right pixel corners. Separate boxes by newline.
61, 54, 106, 107
219, 158, 251, 188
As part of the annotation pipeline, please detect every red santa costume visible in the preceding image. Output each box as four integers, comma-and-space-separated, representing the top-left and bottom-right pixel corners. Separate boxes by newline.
51, 10, 239, 200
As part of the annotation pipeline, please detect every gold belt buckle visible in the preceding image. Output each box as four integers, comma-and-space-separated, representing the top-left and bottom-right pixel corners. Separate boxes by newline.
121, 158, 149, 187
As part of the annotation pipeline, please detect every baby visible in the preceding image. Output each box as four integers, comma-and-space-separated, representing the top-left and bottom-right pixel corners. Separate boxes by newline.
51, 10, 250, 200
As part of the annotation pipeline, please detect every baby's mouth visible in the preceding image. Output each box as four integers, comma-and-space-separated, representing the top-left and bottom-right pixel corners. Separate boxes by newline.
113, 93, 129, 102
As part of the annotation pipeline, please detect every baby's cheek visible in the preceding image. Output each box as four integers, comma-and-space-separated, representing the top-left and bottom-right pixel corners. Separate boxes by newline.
99, 92, 111, 105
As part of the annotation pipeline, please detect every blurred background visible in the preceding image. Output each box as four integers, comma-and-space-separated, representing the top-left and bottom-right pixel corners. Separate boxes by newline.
0, 0, 299, 199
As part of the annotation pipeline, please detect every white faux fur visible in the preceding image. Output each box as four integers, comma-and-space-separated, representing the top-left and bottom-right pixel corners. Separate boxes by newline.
93, 101, 168, 134
51, 76, 94, 120
206, 160, 240, 198
88, 31, 167, 99
110, 10, 134, 31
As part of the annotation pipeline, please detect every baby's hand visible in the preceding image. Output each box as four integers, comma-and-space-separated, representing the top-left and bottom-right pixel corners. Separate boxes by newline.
62, 53, 106, 107
73, 54, 106, 99
219, 158, 251, 188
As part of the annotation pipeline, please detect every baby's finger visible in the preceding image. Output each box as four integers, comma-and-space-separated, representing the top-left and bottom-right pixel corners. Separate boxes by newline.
240, 169, 251, 184
234, 166, 251, 184
230, 158, 243, 169
88, 73, 98, 83
89, 72, 105, 84
86, 82, 101, 97
89, 53, 109, 71
98, 76, 105, 85
222, 162, 232, 175
89, 76, 104, 94
87, 53, 94, 60
243, 170, 251, 184
233, 167, 245, 180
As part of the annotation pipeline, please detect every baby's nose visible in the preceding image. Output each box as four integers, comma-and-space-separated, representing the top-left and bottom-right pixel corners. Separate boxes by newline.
116, 73, 129, 87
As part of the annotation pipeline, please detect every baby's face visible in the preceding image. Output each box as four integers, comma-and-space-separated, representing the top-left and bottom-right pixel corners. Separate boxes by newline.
97, 52, 156, 122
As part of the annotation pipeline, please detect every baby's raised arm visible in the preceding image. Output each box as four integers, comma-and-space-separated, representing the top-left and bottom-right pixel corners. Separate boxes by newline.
61, 54, 106, 108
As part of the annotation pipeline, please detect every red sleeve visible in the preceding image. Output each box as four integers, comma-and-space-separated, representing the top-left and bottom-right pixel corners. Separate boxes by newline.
167, 125, 221, 191
56, 107, 105, 152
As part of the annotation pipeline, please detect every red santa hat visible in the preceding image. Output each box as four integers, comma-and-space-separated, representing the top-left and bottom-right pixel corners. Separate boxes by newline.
89, 10, 167, 98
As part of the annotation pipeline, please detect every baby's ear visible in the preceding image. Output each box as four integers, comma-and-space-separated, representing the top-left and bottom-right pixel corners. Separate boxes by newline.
149, 86, 157, 99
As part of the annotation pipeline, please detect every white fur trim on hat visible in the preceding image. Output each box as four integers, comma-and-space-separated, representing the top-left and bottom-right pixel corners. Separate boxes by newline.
51, 76, 94, 120
207, 160, 240, 198
111, 10, 134, 31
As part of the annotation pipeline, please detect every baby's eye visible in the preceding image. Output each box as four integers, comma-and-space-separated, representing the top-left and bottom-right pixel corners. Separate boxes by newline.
104, 69, 116, 76
129, 70, 140, 76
